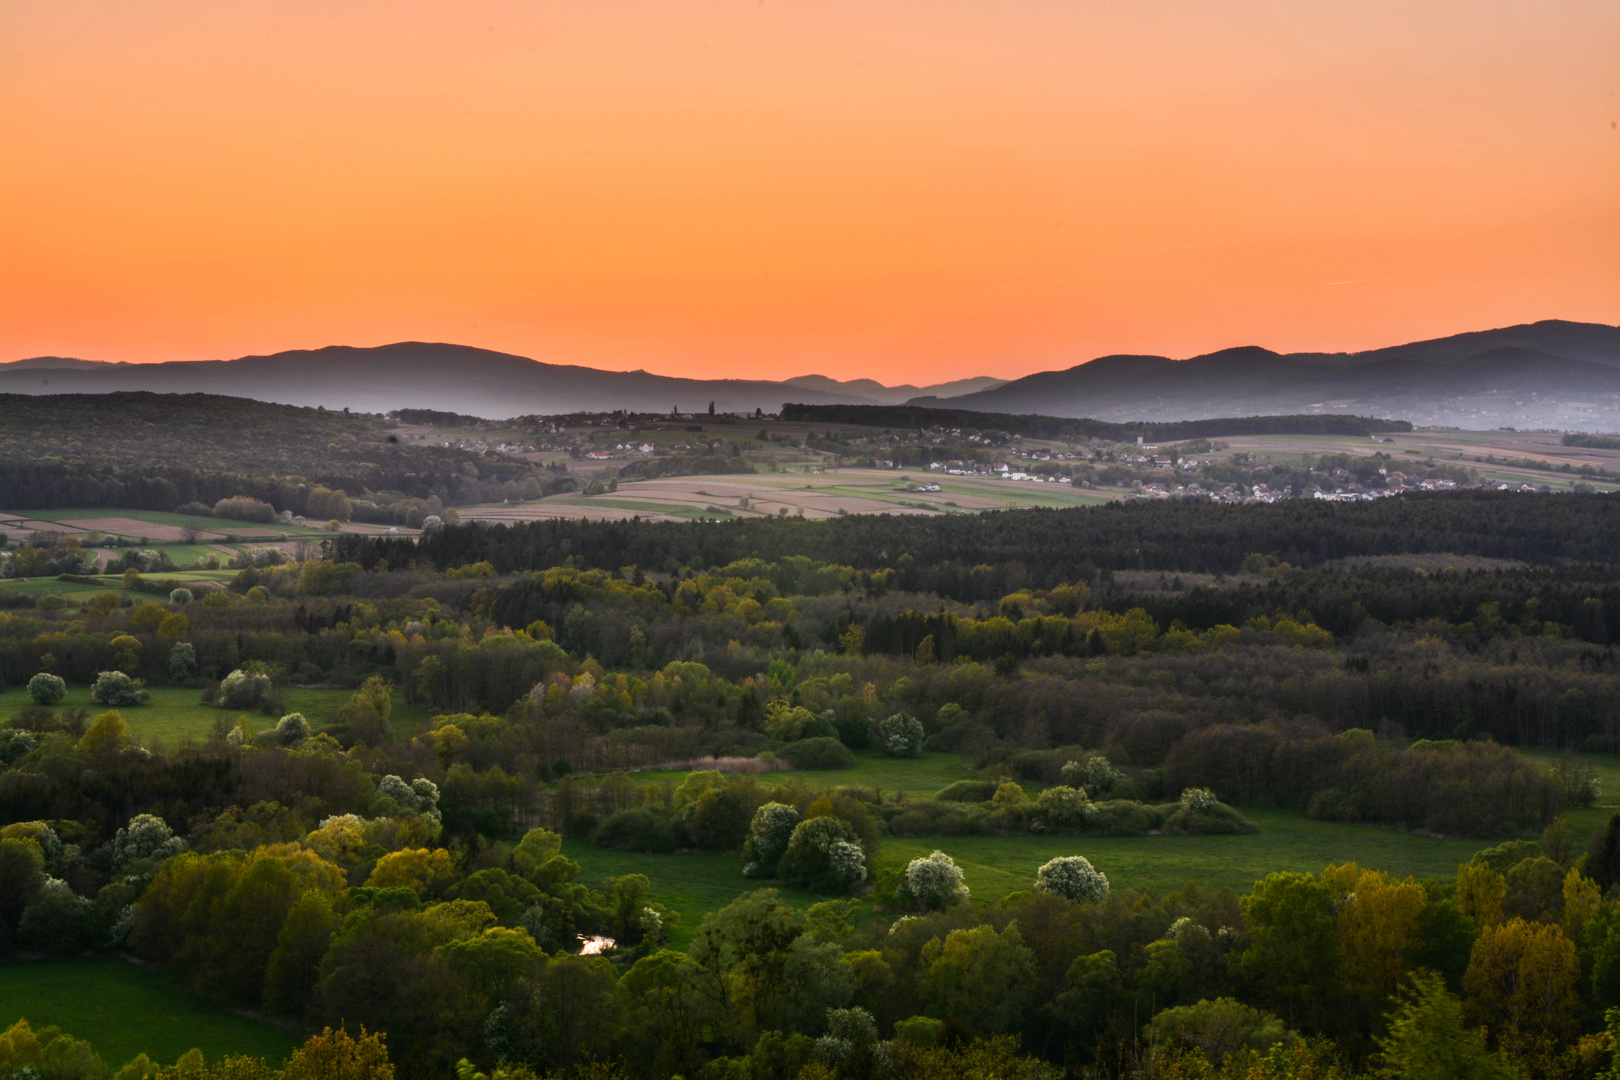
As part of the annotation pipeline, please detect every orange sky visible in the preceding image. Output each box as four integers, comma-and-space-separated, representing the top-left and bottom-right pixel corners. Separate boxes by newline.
2, 1, 1617, 383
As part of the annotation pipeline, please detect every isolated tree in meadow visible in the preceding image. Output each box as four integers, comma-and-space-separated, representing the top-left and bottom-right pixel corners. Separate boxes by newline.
26, 671, 65, 705
901, 850, 969, 910
216, 667, 272, 710
91, 670, 145, 706
1035, 855, 1109, 903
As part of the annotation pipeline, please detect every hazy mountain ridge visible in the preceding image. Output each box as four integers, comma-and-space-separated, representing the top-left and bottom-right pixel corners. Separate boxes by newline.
923, 320, 1620, 429
8, 319, 1620, 428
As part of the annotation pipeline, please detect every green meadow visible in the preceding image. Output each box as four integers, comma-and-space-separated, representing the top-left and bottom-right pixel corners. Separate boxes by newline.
0, 684, 429, 746
0, 958, 301, 1067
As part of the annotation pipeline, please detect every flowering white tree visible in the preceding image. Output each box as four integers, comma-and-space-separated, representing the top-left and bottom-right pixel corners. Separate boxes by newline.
878, 713, 925, 757
27, 672, 66, 705
902, 850, 970, 909
1035, 855, 1110, 903
743, 802, 801, 878
215, 668, 271, 709
273, 712, 311, 745
1180, 787, 1218, 813
110, 814, 185, 871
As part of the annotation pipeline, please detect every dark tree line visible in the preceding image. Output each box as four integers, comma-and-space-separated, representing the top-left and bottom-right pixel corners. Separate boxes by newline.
781, 404, 1412, 441
338, 492, 1620, 591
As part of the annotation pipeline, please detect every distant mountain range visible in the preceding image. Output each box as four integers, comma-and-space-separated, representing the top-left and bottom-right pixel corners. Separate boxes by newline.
914, 320, 1620, 429
5, 319, 1618, 428
0, 344, 1001, 418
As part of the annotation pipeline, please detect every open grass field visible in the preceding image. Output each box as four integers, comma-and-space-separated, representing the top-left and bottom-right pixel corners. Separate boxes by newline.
567, 805, 1491, 948
0, 684, 429, 746
0, 957, 301, 1067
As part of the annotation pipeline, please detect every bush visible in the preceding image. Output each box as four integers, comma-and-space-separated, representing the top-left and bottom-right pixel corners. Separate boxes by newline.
168, 587, 193, 604
1180, 787, 1218, 813
1161, 799, 1256, 836
176, 501, 214, 517
935, 780, 999, 803
743, 802, 801, 878
1087, 800, 1168, 836
213, 496, 277, 523
1036, 785, 1092, 830
879, 713, 925, 757
592, 807, 684, 853
886, 801, 976, 837
90, 670, 146, 706
215, 667, 272, 710
27, 672, 65, 705
274, 712, 312, 745
1062, 756, 1126, 798
899, 850, 969, 910
779, 815, 867, 894
780, 737, 857, 770
1034, 855, 1110, 903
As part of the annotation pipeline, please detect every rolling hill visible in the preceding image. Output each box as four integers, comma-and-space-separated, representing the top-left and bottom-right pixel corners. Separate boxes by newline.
919, 320, 1620, 429
0, 344, 997, 419
7, 320, 1619, 428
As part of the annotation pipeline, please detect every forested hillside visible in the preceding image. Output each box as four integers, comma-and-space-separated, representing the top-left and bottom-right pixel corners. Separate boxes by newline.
0, 393, 537, 512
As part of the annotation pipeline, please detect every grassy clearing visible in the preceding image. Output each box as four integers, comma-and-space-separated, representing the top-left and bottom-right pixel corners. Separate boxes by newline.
0, 957, 301, 1067
622, 749, 979, 797
0, 684, 429, 747
566, 807, 1489, 947
1519, 747, 1620, 842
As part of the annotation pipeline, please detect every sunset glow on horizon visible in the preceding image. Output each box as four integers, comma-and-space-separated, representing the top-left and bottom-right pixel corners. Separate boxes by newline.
2, 1, 1617, 383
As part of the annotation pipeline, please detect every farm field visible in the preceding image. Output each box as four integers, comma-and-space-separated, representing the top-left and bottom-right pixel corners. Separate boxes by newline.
1215, 430, 1620, 492
0, 684, 428, 746
460, 466, 1113, 525
0, 957, 301, 1067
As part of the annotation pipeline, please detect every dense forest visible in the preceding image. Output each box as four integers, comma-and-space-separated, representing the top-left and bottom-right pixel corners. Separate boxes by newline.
4, 493, 1620, 1078
780, 406, 1412, 442
338, 491, 1620, 586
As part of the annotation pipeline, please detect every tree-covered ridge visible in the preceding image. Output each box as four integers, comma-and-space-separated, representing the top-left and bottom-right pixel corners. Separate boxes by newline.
338, 491, 1620, 582
0, 392, 535, 512
780, 404, 1413, 442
